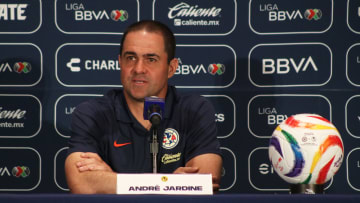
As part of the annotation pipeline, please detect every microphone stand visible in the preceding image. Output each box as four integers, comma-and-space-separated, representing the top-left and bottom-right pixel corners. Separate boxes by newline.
147, 103, 162, 174
150, 126, 159, 173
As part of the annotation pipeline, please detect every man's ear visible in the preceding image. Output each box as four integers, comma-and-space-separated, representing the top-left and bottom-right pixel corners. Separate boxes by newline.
168, 58, 178, 79
118, 54, 121, 64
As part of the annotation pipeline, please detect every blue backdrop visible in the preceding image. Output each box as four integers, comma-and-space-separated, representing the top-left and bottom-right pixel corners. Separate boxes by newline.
0, 0, 359, 194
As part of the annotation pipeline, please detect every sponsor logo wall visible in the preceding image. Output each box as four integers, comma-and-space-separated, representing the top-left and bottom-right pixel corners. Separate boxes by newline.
0, 0, 359, 194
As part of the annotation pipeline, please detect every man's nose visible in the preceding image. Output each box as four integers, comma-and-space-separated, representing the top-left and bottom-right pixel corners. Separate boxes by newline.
133, 59, 146, 73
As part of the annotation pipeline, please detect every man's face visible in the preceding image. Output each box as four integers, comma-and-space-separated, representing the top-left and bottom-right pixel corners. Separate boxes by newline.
119, 30, 177, 102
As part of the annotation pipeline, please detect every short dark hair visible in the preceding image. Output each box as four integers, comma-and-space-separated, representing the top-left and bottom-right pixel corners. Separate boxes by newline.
120, 20, 176, 64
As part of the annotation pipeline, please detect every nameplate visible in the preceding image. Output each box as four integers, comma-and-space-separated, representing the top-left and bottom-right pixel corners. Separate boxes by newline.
116, 173, 213, 195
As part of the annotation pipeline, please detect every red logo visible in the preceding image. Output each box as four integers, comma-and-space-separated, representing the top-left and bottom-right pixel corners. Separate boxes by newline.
113, 141, 131, 147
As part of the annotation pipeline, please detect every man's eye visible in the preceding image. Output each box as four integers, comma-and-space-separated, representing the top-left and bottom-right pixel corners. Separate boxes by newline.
148, 58, 157, 62
127, 56, 136, 61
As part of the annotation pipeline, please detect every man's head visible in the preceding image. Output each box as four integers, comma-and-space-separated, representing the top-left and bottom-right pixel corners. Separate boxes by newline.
119, 20, 178, 103
120, 20, 176, 64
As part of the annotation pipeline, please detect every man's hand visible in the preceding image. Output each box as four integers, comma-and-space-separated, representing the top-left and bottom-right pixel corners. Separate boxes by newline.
65, 152, 117, 194
76, 152, 113, 172
174, 153, 222, 193
173, 166, 220, 192
173, 166, 199, 174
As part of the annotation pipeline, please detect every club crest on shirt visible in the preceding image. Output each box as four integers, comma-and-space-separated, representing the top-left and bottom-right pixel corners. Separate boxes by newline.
162, 128, 179, 149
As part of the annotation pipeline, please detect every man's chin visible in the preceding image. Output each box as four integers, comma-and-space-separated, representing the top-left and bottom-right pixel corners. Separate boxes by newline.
123, 90, 147, 103
132, 92, 151, 102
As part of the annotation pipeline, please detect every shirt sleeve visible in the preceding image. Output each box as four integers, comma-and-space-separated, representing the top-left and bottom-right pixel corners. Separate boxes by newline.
67, 100, 103, 155
184, 96, 222, 163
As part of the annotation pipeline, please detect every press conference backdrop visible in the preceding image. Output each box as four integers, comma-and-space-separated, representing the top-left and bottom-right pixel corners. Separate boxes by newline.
0, 0, 359, 194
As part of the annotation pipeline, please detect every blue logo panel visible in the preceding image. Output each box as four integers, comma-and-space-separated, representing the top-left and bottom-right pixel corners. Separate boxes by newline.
173, 45, 236, 88
345, 96, 360, 138
0, 147, 41, 191
249, 43, 332, 87
56, 43, 121, 87
55, 94, 102, 138
347, 148, 360, 191
249, 147, 331, 191
54, 147, 69, 191
153, 0, 236, 35
55, 0, 139, 34
249, 0, 333, 34
347, 0, 360, 34
346, 44, 360, 86
220, 147, 236, 191
0, 95, 41, 138
0, 43, 42, 87
0, 0, 41, 33
248, 95, 331, 138
204, 95, 235, 139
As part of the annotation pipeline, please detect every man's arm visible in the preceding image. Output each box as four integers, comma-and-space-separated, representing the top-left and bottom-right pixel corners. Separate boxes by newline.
173, 153, 222, 192
65, 152, 117, 194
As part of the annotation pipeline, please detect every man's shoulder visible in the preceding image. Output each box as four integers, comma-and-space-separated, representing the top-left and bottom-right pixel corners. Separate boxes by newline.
75, 89, 122, 114
170, 88, 213, 113
174, 91, 210, 107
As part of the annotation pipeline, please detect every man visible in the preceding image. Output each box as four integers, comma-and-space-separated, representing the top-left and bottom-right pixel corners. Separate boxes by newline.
65, 20, 222, 194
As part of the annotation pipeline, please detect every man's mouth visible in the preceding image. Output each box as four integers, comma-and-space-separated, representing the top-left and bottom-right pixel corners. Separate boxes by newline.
133, 79, 146, 84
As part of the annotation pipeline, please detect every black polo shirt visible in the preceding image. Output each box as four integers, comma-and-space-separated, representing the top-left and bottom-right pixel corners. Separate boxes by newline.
68, 86, 221, 173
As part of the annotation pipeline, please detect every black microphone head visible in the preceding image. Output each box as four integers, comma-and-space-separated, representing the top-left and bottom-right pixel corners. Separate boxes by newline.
143, 97, 165, 127
150, 113, 162, 127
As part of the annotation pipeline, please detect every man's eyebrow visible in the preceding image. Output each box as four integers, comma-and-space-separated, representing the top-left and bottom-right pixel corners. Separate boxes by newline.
123, 51, 136, 56
144, 53, 160, 58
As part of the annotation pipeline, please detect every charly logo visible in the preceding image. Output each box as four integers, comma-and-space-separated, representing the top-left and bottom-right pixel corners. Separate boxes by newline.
56, 43, 122, 87
65, 58, 120, 72
162, 128, 179, 149
66, 58, 81, 72
12, 166, 30, 178
208, 63, 225, 75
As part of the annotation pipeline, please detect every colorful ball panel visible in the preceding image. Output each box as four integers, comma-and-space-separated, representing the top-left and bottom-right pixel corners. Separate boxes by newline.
268, 114, 344, 185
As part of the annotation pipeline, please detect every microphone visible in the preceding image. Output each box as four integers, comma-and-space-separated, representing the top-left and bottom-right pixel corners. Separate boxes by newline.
144, 96, 164, 173
143, 96, 165, 127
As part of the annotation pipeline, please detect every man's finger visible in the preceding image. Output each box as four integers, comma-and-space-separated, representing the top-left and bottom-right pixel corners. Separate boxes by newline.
173, 167, 199, 174
212, 183, 220, 193
80, 152, 101, 159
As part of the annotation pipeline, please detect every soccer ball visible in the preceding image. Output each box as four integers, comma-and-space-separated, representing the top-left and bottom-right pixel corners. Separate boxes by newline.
268, 114, 344, 185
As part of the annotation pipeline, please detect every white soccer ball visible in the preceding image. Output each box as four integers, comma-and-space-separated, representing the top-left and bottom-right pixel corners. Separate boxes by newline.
268, 113, 344, 184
